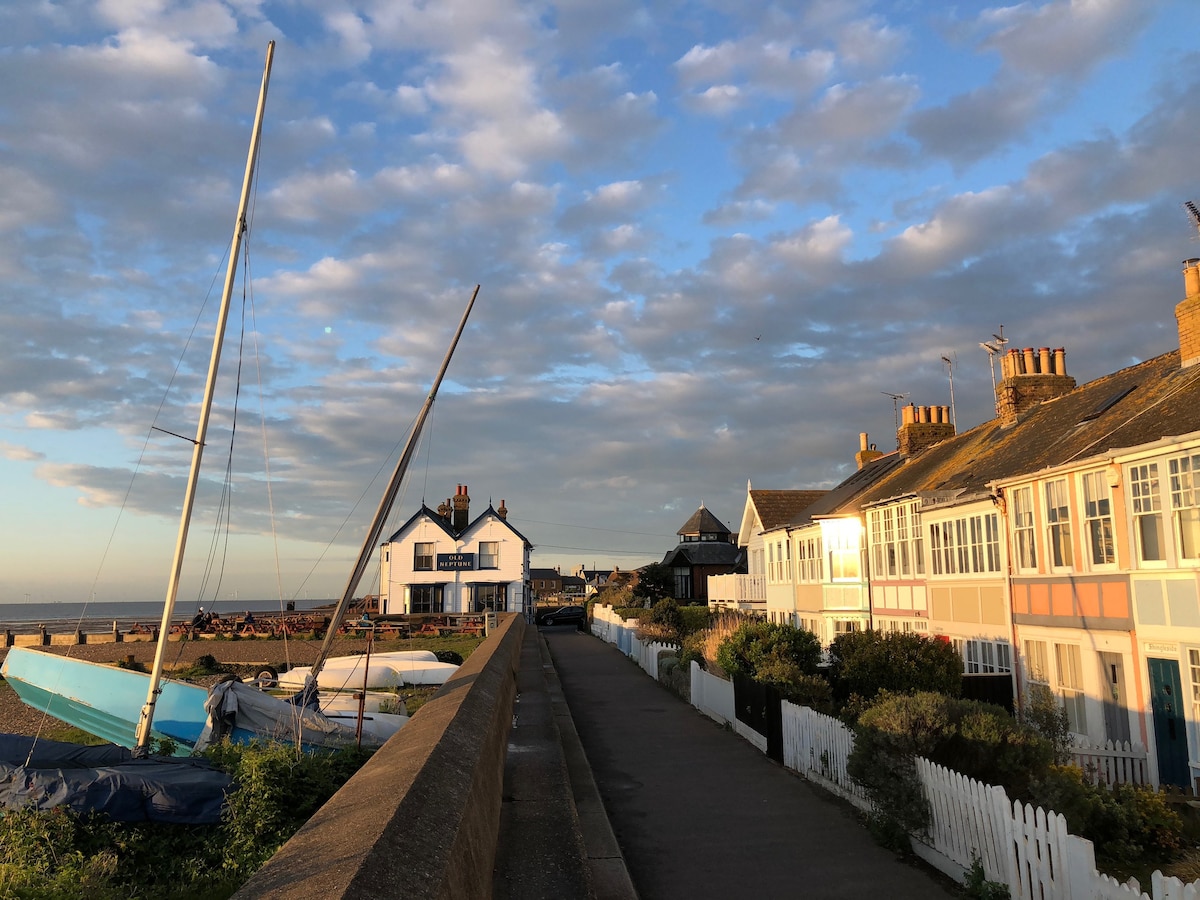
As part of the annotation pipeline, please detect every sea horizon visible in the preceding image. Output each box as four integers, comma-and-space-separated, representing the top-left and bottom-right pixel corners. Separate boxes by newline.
0, 598, 336, 629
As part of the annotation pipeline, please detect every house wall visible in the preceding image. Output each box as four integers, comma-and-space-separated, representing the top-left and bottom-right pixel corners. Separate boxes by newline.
997, 462, 1141, 753
380, 512, 529, 616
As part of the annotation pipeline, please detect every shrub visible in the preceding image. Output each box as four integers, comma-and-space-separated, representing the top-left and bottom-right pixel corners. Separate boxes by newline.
848, 691, 1057, 843
715, 621, 822, 691
783, 674, 834, 714
1021, 682, 1073, 764
636, 599, 684, 643
677, 631, 707, 671
1027, 765, 1184, 867
0, 742, 375, 898
828, 630, 962, 708
678, 605, 711, 636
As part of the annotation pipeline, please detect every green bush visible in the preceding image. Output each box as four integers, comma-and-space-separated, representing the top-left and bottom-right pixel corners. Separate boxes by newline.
636, 599, 685, 643
715, 621, 821, 691
1021, 682, 1073, 764
1028, 765, 1184, 867
782, 674, 834, 714
828, 630, 962, 708
678, 605, 711, 636
677, 631, 707, 671
0, 741, 374, 898
848, 691, 1056, 844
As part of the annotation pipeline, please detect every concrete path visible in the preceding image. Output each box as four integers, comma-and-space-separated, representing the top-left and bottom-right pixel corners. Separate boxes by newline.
543, 628, 958, 900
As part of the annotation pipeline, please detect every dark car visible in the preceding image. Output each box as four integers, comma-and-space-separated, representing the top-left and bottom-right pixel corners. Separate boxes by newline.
537, 605, 586, 627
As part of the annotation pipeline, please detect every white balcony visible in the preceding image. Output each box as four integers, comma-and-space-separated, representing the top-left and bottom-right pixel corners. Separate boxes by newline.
706, 573, 767, 610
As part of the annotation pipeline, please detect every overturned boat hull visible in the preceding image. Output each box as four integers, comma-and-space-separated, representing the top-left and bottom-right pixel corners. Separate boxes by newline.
278, 649, 459, 690
2, 647, 404, 753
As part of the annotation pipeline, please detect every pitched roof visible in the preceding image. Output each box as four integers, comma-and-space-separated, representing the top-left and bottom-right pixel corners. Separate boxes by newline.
385, 505, 458, 543
660, 542, 742, 567
749, 490, 828, 531
788, 452, 905, 526
385, 502, 533, 547
677, 504, 732, 536
841, 349, 1200, 513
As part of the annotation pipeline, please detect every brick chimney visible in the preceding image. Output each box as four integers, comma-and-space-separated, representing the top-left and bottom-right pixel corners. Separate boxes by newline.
898, 404, 955, 456
996, 345, 1076, 426
1177, 258, 1200, 368
452, 484, 470, 532
437, 498, 451, 521
855, 432, 885, 470
497, 499, 508, 520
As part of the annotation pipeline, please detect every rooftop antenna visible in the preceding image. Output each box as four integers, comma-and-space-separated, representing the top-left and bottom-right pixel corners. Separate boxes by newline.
940, 354, 957, 429
979, 325, 1008, 417
1186, 201, 1200, 237
881, 391, 908, 448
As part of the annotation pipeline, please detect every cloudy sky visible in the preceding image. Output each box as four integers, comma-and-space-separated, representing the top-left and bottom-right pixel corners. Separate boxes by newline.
3, 0, 1200, 608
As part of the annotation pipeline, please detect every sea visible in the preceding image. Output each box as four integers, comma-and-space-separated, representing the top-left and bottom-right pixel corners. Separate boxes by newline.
0, 599, 335, 633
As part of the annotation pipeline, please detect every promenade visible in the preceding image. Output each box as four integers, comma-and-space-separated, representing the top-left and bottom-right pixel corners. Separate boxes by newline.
538, 626, 957, 900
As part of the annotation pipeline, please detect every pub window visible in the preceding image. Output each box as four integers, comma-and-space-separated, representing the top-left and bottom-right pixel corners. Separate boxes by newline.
414, 542, 434, 571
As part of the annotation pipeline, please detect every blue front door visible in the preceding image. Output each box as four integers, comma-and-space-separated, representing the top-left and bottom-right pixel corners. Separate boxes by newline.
1148, 658, 1190, 789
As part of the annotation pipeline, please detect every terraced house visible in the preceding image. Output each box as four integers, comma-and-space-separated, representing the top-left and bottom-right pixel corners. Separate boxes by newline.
715, 258, 1200, 790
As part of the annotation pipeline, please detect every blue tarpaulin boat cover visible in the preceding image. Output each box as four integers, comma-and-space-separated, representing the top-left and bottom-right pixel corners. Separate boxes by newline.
0, 734, 231, 824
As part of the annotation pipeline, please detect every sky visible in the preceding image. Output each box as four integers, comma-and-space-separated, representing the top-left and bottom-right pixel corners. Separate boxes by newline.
3, 0, 1200, 609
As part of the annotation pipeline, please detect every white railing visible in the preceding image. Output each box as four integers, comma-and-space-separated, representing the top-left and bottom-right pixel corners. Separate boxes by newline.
1071, 738, 1150, 787
706, 573, 766, 607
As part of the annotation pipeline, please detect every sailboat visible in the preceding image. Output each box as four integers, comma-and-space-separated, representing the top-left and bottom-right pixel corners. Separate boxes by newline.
2, 40, 478, 774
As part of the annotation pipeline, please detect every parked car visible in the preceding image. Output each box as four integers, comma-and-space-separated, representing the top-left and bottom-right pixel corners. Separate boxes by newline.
537, 605, 586, 627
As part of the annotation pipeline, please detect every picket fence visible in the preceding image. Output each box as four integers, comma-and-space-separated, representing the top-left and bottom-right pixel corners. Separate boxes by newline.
1071, 737, 1151, 787
584, 607, 1199, 900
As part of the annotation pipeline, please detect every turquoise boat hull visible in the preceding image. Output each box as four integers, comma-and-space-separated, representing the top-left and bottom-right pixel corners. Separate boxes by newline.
3, 647, 219, 753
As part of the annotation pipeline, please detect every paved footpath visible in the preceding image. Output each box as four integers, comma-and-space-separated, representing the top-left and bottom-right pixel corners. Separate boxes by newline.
543, 628, 958, 900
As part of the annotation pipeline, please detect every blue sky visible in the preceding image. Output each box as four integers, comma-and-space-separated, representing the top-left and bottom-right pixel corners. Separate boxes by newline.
3, 0, 1200, 608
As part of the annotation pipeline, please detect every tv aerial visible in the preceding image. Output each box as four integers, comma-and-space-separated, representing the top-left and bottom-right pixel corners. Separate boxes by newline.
940, 354, 957, 429
881, 391, 909, 447
979, 325, 1008, 416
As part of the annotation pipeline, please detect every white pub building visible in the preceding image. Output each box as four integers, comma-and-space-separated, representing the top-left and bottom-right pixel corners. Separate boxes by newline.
378, 485, 532, 616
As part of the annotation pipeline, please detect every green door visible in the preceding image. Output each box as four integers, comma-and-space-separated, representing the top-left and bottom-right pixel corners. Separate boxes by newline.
1148, 658, 1191, 789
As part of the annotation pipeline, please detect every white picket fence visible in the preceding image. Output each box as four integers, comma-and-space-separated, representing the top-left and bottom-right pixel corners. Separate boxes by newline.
1071, 737, 1150, 787
582, 610, 1198, 899
781, 700, 871, 810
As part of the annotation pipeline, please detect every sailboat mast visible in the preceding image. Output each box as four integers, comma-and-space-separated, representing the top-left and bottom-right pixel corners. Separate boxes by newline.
308, 285, 480, 683
134, 41, 276, 755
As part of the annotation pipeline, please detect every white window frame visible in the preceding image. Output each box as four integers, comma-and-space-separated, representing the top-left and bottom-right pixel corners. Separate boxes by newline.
1081, 470, 1115, 568
796, 535, 823, 583
1044, 479, 1074, 570
1130, 462, 1166, 564
479, 541, 500, 569
414, 541, 435, 571
1054, 642, 1087, 735
1169, 453, 1200, 562
1012, 486, 1037, 571
965, 639, 1012, 674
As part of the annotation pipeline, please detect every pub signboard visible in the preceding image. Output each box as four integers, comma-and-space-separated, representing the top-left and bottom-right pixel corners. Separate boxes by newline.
437, 553, 475, 570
